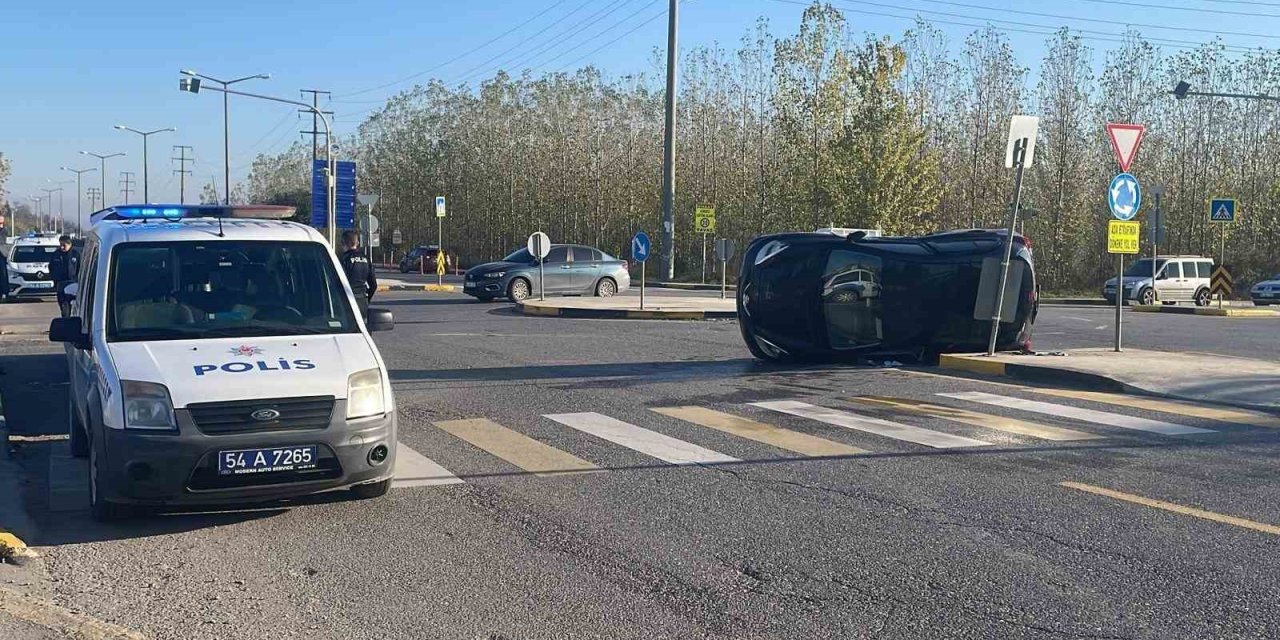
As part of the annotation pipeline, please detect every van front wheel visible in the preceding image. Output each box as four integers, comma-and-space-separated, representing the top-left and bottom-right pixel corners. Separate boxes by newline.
1137, 287, 1154, 306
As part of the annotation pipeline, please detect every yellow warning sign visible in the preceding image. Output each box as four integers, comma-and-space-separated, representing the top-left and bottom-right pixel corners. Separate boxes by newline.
694, 204, 716, 234
1107, 220, 1140, 254
436, 251, 447, 275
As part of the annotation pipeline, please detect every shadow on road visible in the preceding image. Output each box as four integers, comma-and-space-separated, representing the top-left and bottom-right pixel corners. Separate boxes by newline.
372, 298, 480, 307
0, 351, 69, 436
390, 358, 797, 384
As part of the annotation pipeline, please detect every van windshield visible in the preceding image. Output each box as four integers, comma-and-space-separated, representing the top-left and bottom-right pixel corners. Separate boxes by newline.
1124, 258, 1165, 277
11, 246, 57, 263
107, 241, 358, 342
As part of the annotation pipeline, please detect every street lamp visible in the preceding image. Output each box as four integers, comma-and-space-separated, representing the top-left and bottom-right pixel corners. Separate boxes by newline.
61, 167, 97, 234
114, 125, 175, 202
1172, 80, 1280, 102
46, 182, 73, 233
80, 151, 126, 207
28, 196, 41, 233
180, 70, 270, 205
179, 77, 338, 246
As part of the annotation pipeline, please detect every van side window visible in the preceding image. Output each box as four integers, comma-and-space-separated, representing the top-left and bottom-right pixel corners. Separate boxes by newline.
1163, 263, 1181, 279
79, 245, 98, 324
1198, 262, 1212, 278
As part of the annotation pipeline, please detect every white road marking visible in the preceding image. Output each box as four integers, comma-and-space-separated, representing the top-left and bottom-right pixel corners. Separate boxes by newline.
392, 442, 465, 488
544, 412, 740, 465
936, 392, 1215, 436
751, 400, 993, 449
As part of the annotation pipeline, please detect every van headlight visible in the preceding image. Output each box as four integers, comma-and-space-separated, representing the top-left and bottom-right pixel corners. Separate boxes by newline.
121, 381, 177, 430
346, 368, 385, 419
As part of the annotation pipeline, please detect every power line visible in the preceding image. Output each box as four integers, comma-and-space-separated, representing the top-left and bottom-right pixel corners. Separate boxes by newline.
465, 0, 645, 81
299, 89, 333, 162
333, 0, 575, 99
528, 0, 667, 73
172, 145, 194, 204
1069, 0, 1280, 19
554, 3, 673, 72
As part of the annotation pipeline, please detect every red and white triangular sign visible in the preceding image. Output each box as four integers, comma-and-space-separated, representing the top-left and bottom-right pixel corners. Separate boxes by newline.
1106, 123, 1146, 173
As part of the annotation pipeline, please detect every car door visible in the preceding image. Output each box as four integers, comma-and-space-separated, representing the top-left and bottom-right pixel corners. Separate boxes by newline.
1193, 260, 1212, 295
569, 246, 600, 292
541, 246, 572, 293
69, 243, 98, 425
1156, 261, 1182, 301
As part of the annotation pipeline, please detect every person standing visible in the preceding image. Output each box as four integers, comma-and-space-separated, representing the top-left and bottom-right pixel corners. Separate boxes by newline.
0, 245, 9, 303
49, 235, 80, 317
339, 230, 376, 320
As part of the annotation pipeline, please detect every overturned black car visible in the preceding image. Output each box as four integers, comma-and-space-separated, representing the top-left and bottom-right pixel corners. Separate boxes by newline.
737, 229, 1038, 362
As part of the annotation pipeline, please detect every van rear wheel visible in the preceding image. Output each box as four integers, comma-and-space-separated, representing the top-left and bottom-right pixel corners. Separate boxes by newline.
1194, 288, 1211, 307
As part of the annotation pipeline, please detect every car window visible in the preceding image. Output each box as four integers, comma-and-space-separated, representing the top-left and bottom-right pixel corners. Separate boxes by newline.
1197, 262, 1213, 278
12, 246, 57, 263
1163, 262, 1181, 279
823, 250, 884, 350
592, 249, 604, 261
1181, 261, 1198, 278
106, 241, 358, 342
572, 247, 594, 262
79, 245, 98, 324
545, 246, 568, 264
503, 248, 533, 263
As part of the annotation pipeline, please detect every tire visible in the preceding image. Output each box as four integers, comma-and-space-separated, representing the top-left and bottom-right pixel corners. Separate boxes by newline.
69, 403, 88, 459
1194, 288, 1211, 307
350, 478, 391, 499
1137, 287, 1154, 306
508, 278, 531, 302
88, 434, 132, 522
594, 278, 617, 297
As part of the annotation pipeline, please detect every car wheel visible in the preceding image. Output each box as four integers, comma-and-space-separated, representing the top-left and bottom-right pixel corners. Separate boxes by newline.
88, 434, 131, 522
350, 478, 392, 500
69, 403, 88, 459
1194, 288, 1211, 307
508, 278, 531, 302
595, 278, 617, 297
1138, 288, 1154, 306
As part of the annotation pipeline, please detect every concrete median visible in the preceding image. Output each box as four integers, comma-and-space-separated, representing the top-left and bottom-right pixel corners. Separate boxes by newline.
517, 295, 736, 320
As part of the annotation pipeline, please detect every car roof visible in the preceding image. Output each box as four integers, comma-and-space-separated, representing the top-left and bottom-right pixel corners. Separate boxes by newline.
12, 235, 61, 246
90, 217, 326, 247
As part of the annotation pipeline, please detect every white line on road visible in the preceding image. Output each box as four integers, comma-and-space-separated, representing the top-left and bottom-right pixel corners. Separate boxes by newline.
936, 392, 1215, 436
752, 400, 993, 449
393, 442, 465, 488
544, 412, 740, 465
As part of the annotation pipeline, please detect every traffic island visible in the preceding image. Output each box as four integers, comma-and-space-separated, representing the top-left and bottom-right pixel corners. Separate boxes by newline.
939, 348, 1280, 413
1130, 304, 1279, 317
517, 295, 736, 320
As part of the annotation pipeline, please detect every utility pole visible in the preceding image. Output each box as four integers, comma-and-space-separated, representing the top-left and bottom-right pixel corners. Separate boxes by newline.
299, 89, 333, 162
172, 145, 194, 204
87, 187, 102, 211
119, 172, 137, 203
660, 0, 679, 281
61, 166, 96, 234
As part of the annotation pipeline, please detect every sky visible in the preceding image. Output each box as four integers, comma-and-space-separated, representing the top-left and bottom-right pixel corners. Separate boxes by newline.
3, 0, 1277, 226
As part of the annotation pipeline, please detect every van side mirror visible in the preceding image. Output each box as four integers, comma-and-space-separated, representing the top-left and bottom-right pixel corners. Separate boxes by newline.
62, 282, 79, 300
49, 317, 90, 349
366, 308, 394, 332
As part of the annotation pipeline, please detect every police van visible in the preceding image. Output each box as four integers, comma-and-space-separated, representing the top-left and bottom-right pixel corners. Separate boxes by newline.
49, 205, 398, 520
7, 233, 62, 297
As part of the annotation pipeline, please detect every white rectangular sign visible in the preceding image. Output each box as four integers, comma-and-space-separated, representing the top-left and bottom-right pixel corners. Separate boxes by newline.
1005, 115, 1039, 169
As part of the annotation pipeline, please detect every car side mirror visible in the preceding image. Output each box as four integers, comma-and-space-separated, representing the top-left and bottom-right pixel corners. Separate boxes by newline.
62, 282, 79, 300
49, 317, 90, 349
366, 308, 394, 332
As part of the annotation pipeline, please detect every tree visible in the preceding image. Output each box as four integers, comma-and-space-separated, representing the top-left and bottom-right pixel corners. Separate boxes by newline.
200, 180, 220, 205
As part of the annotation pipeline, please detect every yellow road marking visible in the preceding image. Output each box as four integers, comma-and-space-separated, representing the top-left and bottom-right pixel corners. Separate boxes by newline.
850, 396, 1103, 441
1033, 388, 1280, 429
434, 419, 599, 476
652, 406, 867, 457
1060, 481, 1280, 536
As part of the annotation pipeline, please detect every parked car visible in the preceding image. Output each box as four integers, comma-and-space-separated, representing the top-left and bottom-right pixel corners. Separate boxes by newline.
737, 229, 1037, 362
1250, 273, 1280, 306
6, 233, 62, 298
1102, 255, 1214, 306
398, 245, 451, 273
464, 244, 630, 302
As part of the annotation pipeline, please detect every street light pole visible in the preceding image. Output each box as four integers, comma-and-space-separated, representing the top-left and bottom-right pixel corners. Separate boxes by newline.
1172, 81, 1280, 102
81, 151, 126, 206
179, 79, 337, 246
60, 167, 96, 234
180, 70, 271, 205
48, 181, 74, 233
114, 126, 176, 202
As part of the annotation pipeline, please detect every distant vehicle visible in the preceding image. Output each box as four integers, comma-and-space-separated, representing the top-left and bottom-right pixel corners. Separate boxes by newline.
1250, 274, 1280, 306
737, 229, 1037, 362
398, 245, 451, 273
464, 244, 630, 302
6, 234, 61, 298
1102, 255, 1214, 306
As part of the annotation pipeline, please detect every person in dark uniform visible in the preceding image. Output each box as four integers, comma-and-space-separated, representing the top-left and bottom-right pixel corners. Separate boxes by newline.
49, 235, 80, 317
339, 230, 376, 320
0, 244, 9, 303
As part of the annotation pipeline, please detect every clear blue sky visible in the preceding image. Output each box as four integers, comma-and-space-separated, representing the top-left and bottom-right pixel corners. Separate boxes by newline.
3, 0, 1274, 222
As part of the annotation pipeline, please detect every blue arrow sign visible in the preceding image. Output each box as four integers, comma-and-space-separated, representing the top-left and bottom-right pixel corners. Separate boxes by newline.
1209, 198, 1236, 223
631, 231, 651, 262
311, 160, 357, 229
1107, 173, 1141, 221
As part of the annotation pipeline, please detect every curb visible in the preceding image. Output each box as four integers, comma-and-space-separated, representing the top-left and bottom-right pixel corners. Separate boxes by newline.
1131, 305, 1279, 317
938, 354, 1127, 392
649, 282, 737, 292
376, 284, 457, 293
1040, 298, 1111, 306
516, 302, 736, 320
0, 586, 147, 639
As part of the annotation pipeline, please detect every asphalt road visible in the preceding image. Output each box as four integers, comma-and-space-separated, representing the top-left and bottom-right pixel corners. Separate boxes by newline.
1, 293, 1278, 639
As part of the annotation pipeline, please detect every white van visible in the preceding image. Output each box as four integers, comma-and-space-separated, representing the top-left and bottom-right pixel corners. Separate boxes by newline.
1102, 255, 1215, 306
50, 205, 397, 520
6, 234, 62, 297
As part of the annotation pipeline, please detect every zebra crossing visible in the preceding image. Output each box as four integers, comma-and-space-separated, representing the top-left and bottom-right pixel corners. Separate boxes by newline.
392, 389, 1273, 489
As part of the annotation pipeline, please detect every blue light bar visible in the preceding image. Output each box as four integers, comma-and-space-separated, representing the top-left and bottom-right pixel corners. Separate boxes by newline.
92, 204, 297, 224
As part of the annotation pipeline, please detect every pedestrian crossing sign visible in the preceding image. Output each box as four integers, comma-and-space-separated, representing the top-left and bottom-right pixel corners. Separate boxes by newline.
694, 205, 716, 233
1209, 198, 1236, 223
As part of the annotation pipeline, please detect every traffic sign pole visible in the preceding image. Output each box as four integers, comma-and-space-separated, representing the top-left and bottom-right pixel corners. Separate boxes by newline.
1116, 255, 1124, 352
701, 234, 707, 284
987, 137, 1029, 356
1220, 226, 1227, 309
631, 231, 651, 310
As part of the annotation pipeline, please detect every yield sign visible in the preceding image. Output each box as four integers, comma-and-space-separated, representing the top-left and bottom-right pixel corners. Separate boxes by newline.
1106, 123, 1146, 173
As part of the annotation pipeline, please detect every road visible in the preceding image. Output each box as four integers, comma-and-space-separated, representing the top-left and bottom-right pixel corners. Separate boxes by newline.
1, 294, 1278, 639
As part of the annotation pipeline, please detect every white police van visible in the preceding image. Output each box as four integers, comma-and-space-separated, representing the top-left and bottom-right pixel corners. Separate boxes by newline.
50, 205, 397, 520
7, 233, 62, 297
